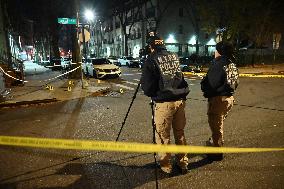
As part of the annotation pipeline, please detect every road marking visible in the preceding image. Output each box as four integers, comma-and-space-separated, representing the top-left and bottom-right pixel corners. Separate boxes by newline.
115, 84, 135, 91
0, 136, 283, 154
122, 73, 135, 76
123, 81, 139, 85
122, 73, 141, 76
133, 79, 140, 82
189, 84, 195, 86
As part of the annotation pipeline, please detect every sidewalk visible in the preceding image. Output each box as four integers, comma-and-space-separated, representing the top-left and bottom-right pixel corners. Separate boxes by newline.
0, 71, 109, 108
1, 64, 284, 108
238, 64, 284, 74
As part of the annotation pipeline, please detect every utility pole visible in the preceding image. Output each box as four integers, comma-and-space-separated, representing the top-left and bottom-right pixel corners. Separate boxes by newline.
76, 11, 86, 89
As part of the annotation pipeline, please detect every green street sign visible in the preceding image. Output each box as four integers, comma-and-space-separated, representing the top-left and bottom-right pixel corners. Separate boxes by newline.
58, 18, 77, 25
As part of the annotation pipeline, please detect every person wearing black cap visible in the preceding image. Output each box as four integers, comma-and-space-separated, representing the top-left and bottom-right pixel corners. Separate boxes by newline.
141, 35, 190, 175
201, 41, 239, 161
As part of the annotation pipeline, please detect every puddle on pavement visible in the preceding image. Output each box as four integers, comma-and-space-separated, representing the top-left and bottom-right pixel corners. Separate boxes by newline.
90, 89, 123, 97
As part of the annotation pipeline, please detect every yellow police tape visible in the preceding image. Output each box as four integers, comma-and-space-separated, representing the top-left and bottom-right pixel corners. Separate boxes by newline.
0, 136, 283, 154
239, 74, 284, 78
183, 72, 284, 78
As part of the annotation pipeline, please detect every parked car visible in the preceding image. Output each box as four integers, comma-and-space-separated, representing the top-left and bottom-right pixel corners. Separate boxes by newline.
179, 57, 202, 73
139, 57, 146, 69
46, 57, 71, 71
118, 56, 140, 68
108, 56, 120, 66
83, 58, 121, 79
61, 57, 71, 69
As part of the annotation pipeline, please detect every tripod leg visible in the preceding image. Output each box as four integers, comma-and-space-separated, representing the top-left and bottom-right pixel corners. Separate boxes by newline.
150, 100, 159, 189
115, 83, 141, 142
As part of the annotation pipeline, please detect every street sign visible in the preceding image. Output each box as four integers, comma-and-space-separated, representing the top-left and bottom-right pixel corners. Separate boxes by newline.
57, 18, 77, 25
273, 33, 281, 50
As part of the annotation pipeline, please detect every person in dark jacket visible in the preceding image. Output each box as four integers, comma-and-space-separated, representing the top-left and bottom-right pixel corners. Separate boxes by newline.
141, 35, 190, 174
201, 41, 239, 161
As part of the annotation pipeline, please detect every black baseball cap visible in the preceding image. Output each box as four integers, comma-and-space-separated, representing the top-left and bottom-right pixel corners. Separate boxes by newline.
216, 41, 234, 57
147, 35, 166, 50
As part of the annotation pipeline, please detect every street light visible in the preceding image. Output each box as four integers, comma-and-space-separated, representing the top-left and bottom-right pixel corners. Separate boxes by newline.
84, 9, 94, 22
76, 9, 95, 88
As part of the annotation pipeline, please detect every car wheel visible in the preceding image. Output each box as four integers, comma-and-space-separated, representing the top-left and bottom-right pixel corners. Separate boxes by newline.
182, 66, 189, 72
126, 62, 129, 67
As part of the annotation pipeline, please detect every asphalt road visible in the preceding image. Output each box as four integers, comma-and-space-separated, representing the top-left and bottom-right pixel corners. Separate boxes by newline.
0, 67, 283, 189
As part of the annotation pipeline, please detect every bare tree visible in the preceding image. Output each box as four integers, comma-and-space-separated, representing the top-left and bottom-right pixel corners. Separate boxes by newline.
147, 0, 172, 32
113, 0, 143, 56
183, 0, 201, 55
196, 0, 282, 65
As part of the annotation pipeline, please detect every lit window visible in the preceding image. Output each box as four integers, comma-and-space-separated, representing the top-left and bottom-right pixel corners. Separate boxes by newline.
188, 35, 196, 45
165, 34, 177, 43
207, 38, 216, 45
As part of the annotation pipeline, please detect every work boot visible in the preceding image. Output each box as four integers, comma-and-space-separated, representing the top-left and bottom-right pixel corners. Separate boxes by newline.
156, 162, 172, 175
160, 166, 172, 174
205, 138, 224, 161
177, 165, 188, 174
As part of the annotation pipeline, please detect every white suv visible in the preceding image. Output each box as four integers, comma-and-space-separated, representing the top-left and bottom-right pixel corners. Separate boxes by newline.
118, 56, 139, 68
83, 58, 121, 79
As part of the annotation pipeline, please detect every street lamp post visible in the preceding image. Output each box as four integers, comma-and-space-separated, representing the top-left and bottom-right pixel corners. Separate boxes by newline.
83, 9, 94, 60
76, 9, 94, 89
76, 11, 85, 89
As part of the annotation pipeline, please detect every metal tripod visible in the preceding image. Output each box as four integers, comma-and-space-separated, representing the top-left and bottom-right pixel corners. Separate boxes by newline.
115, 82, 160, 189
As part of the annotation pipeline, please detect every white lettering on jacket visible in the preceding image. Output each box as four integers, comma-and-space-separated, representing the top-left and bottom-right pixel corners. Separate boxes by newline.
157, 54, 181, 75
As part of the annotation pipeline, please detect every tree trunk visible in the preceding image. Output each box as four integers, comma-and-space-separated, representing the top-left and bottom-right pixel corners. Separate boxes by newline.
71, 25, 81, 79
124, 35, 129, 56
70, 0, 81, 79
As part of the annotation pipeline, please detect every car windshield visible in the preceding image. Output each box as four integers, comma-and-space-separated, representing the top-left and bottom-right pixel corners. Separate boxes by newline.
91, 59, 111, 65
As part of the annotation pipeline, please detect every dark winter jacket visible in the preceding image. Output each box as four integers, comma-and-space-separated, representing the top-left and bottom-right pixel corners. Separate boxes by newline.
201, 56, 239, 98
141, 50, 189, 102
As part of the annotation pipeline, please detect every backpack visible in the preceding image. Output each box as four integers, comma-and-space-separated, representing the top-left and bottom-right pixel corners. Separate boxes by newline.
223, 62, 239, 91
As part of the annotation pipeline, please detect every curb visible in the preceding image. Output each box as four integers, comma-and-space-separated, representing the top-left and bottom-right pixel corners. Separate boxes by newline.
0, 98, 59, 108
0, 87, 111, 108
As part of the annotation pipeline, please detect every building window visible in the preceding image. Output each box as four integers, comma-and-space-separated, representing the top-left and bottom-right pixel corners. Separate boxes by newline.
178, 25, 183, 34
179, 8, 183, 17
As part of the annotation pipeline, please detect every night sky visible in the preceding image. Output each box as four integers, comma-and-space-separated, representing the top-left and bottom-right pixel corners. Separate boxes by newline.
5, 0, 111, 22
